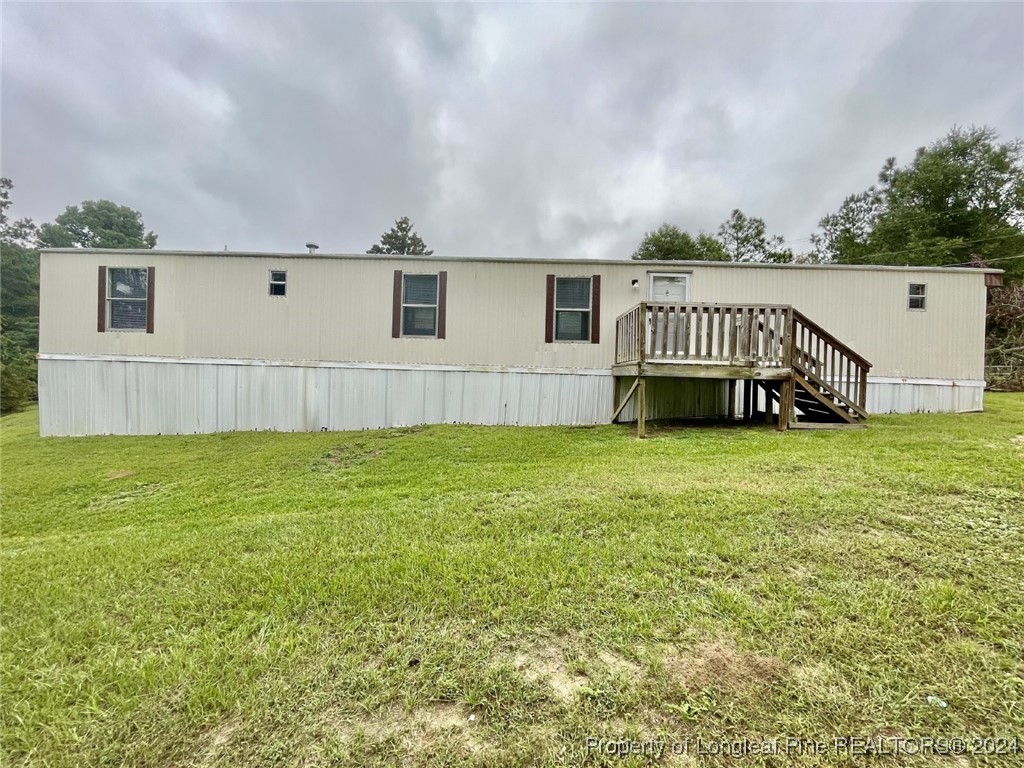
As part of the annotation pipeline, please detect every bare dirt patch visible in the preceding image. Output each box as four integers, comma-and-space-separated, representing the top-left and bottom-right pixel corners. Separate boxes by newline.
333, 701, 484, 755
514, 644, 588, 704
105, 469, 137, 480
511, 644, 643, 704
661, 641, 786, 696
597, 650, 643, 680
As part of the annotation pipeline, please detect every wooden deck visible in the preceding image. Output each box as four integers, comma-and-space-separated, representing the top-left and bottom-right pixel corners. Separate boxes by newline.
612, 303, 872, 434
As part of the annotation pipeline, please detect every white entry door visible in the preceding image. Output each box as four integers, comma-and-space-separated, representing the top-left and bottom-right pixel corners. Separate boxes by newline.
648, 273, 689, 303
648, 273, 689, 357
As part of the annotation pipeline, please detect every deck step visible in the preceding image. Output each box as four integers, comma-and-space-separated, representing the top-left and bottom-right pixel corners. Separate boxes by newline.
787, 421, 866, 430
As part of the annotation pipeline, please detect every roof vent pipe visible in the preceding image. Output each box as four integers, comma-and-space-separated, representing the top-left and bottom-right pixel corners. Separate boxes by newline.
306, 241, 319, 254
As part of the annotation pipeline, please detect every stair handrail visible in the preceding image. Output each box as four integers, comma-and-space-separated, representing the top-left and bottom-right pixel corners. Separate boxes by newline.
790, 309, 872, 370
789, 308, 872, 413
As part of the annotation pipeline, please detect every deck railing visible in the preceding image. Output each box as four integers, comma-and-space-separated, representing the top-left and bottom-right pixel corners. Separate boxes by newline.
614, 302, 872, 413
614, 302, 793, 366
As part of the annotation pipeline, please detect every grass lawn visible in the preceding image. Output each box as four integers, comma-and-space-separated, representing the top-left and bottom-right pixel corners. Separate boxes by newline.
2, 397, 1023, 767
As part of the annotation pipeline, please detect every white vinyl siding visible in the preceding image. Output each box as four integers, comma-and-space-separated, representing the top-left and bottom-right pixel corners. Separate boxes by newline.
39, 251, 990, 381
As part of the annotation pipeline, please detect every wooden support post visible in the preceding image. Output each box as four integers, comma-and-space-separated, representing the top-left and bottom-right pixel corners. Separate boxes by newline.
637, 377, 647, 439
777, 308, 795, 431
727, 379, 736, 420
778, 378, 793, 431
742, 379, 753, 422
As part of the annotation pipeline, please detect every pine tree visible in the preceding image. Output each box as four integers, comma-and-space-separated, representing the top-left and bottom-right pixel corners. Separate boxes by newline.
367, 217, 433, 255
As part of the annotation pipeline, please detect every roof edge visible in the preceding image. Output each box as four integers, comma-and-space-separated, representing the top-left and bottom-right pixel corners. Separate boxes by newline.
37, 248, 1004, 274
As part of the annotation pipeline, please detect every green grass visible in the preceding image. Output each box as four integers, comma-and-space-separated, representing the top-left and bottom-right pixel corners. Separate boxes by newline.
2, 398, 1023, 767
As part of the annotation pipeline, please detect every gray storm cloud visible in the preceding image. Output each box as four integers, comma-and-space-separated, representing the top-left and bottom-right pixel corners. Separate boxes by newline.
2, 2, 1021, 258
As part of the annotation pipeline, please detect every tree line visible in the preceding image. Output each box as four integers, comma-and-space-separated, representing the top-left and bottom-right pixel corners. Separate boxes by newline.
633, 126, 1023, 275
2, 125, 1022, 413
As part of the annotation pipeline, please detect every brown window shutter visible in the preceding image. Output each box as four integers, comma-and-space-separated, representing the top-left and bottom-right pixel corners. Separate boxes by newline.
97, 266, 107, 332
545, 274, 555, 343
437, 271, 448, 339
392, 270, 403, 338
146, 267, 156, 334
590, 274, 601, 344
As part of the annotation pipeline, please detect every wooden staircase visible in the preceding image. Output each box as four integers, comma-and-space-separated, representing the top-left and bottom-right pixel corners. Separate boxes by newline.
612, 303, 872, 433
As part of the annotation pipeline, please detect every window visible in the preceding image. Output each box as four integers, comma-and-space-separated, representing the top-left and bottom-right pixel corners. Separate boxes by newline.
107, 267, 149, 330
402, 274, 438, 336
555, 277, 591, 341
908, 282, 927, 311
269, 270, 287, 297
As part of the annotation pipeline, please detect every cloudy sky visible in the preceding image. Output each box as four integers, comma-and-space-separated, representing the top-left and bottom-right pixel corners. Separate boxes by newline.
2, 2, 1021, 259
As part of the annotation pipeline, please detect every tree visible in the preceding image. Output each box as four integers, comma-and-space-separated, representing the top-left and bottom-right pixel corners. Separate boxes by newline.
631, 224, 728, 261
38, 199, 157, 249
716, 209, 793, 263
1, 177, 38, 248
810, 190, 884, 264
813, 127, 1024, 279
0, 317, 36, 413
0, 179, 40, 413
972, 256, 1024, 391
367, 216, 433, 255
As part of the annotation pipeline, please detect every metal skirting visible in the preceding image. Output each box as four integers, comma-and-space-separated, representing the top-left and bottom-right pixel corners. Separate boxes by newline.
865, 377, 985, 414
38, 356, 613, 436
37, 356, 986, 436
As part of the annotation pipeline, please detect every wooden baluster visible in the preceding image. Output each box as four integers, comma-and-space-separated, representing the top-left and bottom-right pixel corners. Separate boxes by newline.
774, 307, 784, 365
706, 307, 716, 360
735, 306, 741, 362
679, 306, 689, 359
694, 306, 704, 358
661, 306, 670, 358
716, 306, 726, 361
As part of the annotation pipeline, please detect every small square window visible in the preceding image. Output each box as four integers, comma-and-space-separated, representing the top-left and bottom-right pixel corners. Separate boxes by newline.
554, 277, 591, 341
269, 270, 287, 297
908, 283, 926, 311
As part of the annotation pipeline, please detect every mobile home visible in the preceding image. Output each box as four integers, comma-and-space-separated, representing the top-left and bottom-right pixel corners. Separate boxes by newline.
37, 249, 996, 436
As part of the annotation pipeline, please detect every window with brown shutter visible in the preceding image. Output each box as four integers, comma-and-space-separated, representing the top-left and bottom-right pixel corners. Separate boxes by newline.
393, 271, 447, 338
551, 276, 592, 342
102, 267, 152, 331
